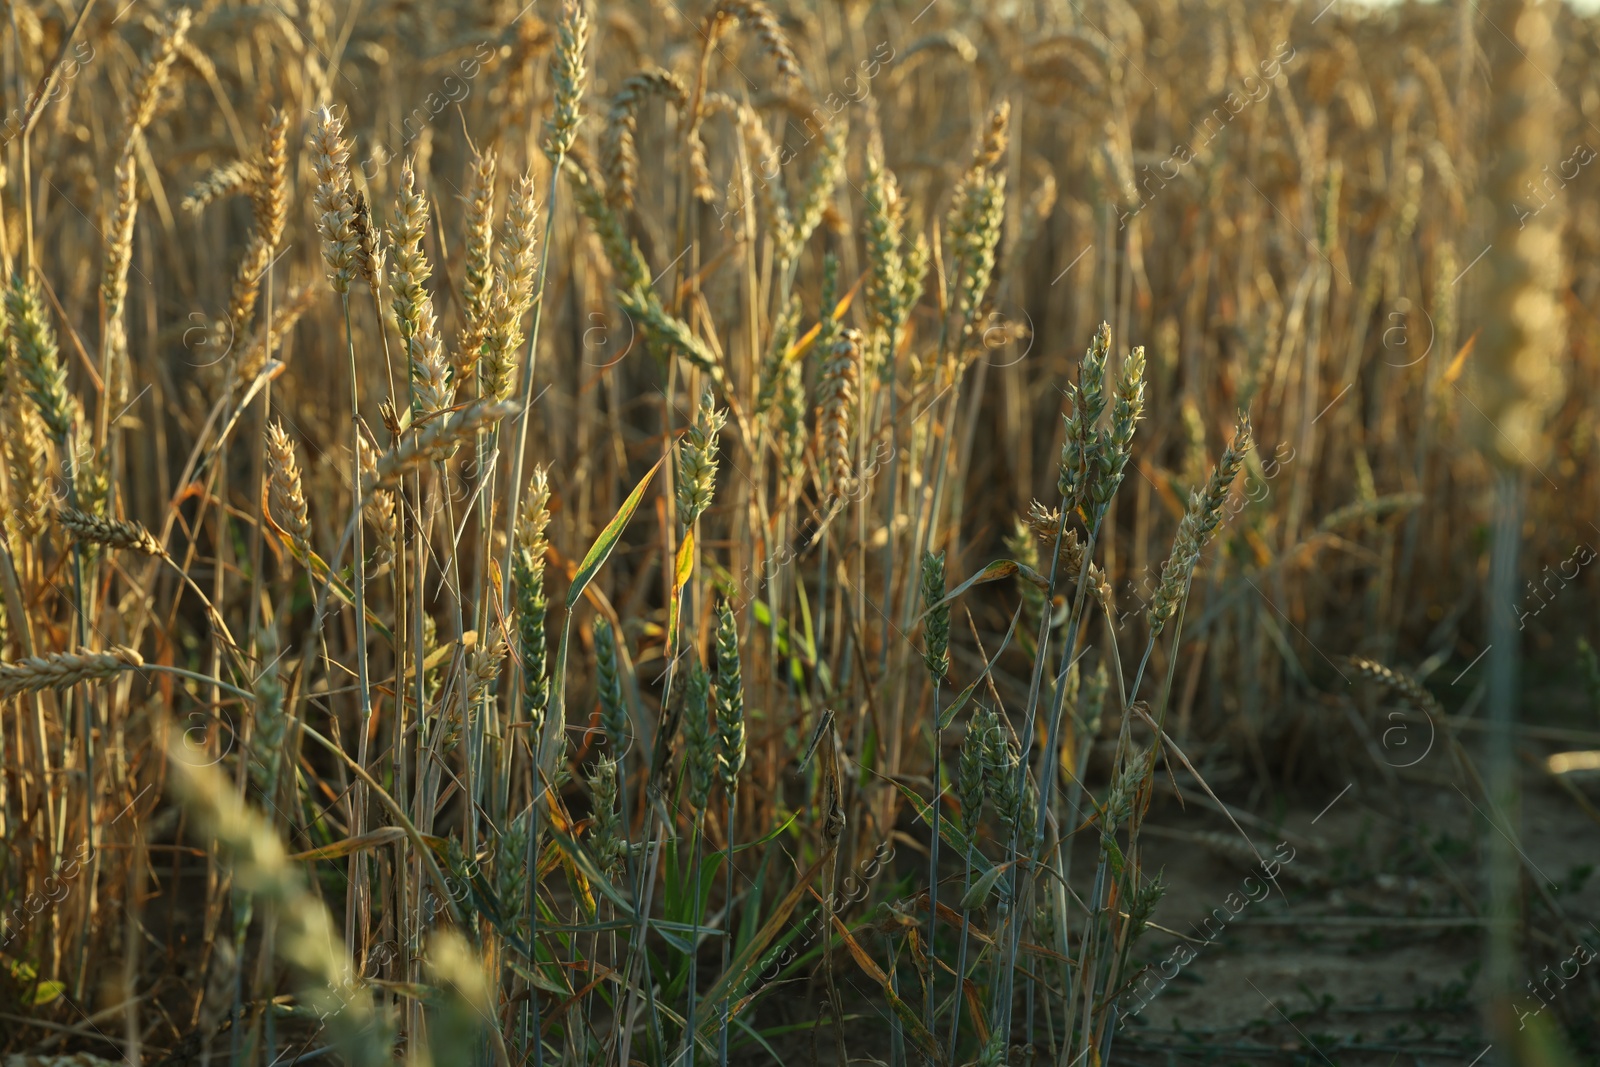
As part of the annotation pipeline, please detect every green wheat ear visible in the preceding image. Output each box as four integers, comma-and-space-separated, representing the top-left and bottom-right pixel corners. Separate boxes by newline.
714, 599, 746, 793
921, 550, 950, 682
595, 617, 630, 752
684, 655, 716, 816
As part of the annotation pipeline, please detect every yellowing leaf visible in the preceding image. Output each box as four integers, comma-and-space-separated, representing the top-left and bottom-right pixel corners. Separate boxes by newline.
568, 455, 664, 609
30, 979, 66, 1006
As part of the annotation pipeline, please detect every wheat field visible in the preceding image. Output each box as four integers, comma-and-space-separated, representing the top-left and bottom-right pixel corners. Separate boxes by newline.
0, 0, 1597, 1064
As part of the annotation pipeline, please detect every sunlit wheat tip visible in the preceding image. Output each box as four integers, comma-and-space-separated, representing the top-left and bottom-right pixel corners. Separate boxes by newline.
676, 385, 726, 527
543, 0, 591, 161
265, 421, 312, 559
456, 145, 498, 376
229, 109, 290, 335
308, 105, 357, 294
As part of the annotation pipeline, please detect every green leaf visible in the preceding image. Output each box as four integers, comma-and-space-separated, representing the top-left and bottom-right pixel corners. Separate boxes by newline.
694, 843, 837, 1033
925, 558, 1049, 621
960, 864, 1006, 910
889, 779, 997, 881
30, 979, 66, 1006
568, 455, 664, 609
733, 810, 799, 854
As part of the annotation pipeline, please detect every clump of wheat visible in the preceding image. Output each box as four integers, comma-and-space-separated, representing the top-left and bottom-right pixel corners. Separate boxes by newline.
308, 105, 358, 295
943, 99, 1009, 335
3, 394, 53, 545
0, 647, 143, 698
594, 617, 629, 751
229, 109, 289, 336
602, 69, 689, 212
676, 385, 726, 527
862, 129, 920, 380
1058, 323, 1111, 512
707, 0, 801, 91
815, 328, 861, 488
389, 159, 453, 415
515, 467, 554, 731
6, 274, 73, 445
480, 172, 541, 402
785, 120, 848, 265
588, 756, 625, 879
103, 9, 191, 372
183, 159, 259, 213
543, 0, 591, 160
684, 655, 716, 816
456, 144, 498, 374
370, 400, 519, 488
351, 190, 383, 290
1148, 413, 1254, 635
357, 442, 398, 571
265, 421, 312, 559
714, 599, 746, 791
56, 506, 161, 556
